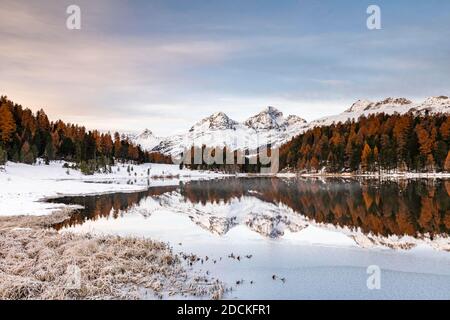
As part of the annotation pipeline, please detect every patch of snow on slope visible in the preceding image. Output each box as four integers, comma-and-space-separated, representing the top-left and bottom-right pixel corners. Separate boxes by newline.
309, 96, 449, 130
344, 99, 373, 113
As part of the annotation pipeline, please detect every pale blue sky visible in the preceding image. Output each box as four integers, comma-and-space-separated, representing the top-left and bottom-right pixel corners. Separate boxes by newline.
1, 0, 449, 135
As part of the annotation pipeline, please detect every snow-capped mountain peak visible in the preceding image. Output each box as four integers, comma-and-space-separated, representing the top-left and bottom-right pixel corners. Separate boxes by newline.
345, 99, 373, 113
422, 96, 450, 106
244, 106, 285, 130
189, 111, 239, 132
371, 97, 412, 109
345, 97, 413, 113
414, 96, 450, 114
284, 115, 307, 126
136, 129, 154, 139
244, 107, 307, 131
133, 129, 161, 151
263, 105, 282, 115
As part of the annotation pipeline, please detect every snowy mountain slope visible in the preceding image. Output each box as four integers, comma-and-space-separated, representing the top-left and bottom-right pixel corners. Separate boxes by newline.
143, 106, 308, 156
344, 97, 413, 113
132, 129, 162, 151
189, 112, 239, 131
310, 96, 449, 129
132, 96, 449, 156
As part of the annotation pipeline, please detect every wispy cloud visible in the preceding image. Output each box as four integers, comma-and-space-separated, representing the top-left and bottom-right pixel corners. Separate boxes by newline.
1, 0, 449, 135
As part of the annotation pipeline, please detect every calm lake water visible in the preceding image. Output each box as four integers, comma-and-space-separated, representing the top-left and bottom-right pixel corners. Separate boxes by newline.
52, 177, 450, 238
50, 178, 450, 299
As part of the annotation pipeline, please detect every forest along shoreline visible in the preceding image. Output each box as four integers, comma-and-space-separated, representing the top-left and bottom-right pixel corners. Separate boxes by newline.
274, 171, 450, 178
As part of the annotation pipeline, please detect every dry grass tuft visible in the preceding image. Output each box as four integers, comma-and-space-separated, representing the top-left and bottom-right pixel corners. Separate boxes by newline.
0, 210, 71, 231
0, 229, 224, 300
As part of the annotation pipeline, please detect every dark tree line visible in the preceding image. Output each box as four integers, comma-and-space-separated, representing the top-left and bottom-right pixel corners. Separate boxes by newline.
0, 96, 171, 171
279, 112, 450, 173
181, 145, 267, 173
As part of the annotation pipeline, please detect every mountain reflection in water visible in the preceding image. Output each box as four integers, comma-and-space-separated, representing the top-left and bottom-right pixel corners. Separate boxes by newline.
51, 178, 450, 238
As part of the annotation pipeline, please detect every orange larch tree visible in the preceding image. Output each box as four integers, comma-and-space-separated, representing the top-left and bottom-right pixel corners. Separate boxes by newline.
0, 102, 17, 144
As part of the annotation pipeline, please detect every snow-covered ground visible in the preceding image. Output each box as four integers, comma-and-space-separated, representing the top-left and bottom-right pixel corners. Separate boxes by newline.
0, 161, 223, 216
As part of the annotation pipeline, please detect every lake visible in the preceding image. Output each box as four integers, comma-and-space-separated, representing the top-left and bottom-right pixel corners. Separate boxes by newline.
50, 177, 450, 299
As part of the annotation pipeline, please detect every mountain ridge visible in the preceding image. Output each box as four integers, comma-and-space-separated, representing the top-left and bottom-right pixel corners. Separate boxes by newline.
132, 96, 450, 156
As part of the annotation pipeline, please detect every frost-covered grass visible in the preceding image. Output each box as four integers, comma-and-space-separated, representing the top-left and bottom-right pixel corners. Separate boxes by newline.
0, 209, 72, 232
0, 228, 224, 300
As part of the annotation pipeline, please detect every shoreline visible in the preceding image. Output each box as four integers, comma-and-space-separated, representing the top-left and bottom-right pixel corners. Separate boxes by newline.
277, 172, 450, 179
0, 162, 227, 300
0, 161, 224, 217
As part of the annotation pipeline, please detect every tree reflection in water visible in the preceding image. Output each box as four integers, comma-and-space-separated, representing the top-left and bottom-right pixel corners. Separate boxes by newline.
52, 178, 450, 238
